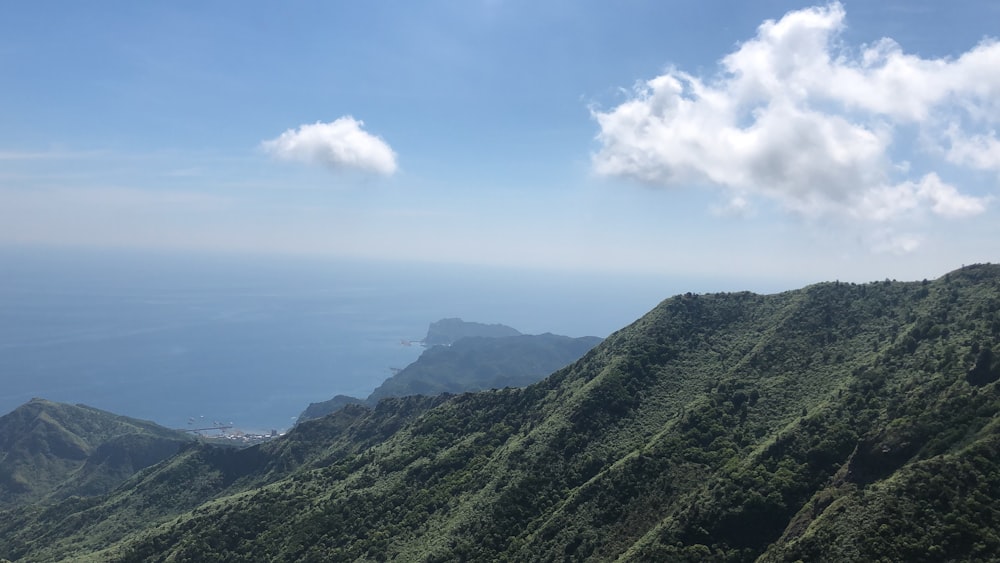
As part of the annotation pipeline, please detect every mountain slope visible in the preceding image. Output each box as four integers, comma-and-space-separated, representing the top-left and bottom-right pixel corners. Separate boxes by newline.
3, 264, 1000, 562
0, 396, 448, 562
0, 399, 193, 509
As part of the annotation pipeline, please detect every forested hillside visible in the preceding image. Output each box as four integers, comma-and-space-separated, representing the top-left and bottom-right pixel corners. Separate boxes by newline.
2, 265, 999, 562
0, 400, 192, 510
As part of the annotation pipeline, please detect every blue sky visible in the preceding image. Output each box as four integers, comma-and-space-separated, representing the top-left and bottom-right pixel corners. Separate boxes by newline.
3, 1, 1000, 285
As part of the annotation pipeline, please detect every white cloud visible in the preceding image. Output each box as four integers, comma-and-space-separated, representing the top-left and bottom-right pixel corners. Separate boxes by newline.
592, 2, 995, 247
946, 127, 1000, 172
711, 194, 754, 218
914, 173, 990, 218
868, 228, 922, 255
262, 117, 397, 176
856, 173, 988, 221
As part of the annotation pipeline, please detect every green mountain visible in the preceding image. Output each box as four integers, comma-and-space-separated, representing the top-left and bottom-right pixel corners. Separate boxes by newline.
0, 399, 194, 509
3, 265, 1000, 562
0, 396, 448, 562
299, 332, 603, 422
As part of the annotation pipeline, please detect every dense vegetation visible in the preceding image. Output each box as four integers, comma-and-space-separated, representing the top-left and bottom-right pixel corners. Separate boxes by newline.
0, 400, 192, 509
2, 264, 1000, 562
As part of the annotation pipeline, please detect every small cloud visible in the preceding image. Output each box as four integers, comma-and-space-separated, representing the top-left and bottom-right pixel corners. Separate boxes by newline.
868, 228, 922, 255
262, 117, 397, 176
711, 195, 754, 218
913, 173, 990, 218
945, 127, 1000, 173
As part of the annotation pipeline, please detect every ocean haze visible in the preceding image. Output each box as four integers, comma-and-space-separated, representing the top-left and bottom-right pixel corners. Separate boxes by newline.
0, 247, 725, 432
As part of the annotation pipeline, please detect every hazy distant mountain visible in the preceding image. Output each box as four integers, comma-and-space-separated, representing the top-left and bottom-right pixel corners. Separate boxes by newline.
422, 317, 521, 346
0, 399, 193, 509
297, 394, 366, 423
5, 265, 1000, 562
297, 326, 601, 423
366, 333, 602, 403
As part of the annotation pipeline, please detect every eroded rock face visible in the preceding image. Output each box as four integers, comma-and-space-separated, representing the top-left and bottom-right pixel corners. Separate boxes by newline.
967, 347, 1000, 387
846, 430, 922, 486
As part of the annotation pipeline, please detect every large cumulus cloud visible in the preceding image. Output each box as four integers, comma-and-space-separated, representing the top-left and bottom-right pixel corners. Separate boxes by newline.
592, 2, 994, 248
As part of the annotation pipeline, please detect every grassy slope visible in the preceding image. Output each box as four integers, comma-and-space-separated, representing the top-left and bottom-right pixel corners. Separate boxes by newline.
3, 265, 1000, 562
0, 396, 451, 562
0, 399, 193, 509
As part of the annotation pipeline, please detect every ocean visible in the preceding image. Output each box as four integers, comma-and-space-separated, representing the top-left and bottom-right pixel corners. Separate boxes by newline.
0, 247, 723, 432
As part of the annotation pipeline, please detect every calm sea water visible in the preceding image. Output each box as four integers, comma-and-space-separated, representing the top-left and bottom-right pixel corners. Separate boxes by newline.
0, 247, 736, 432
